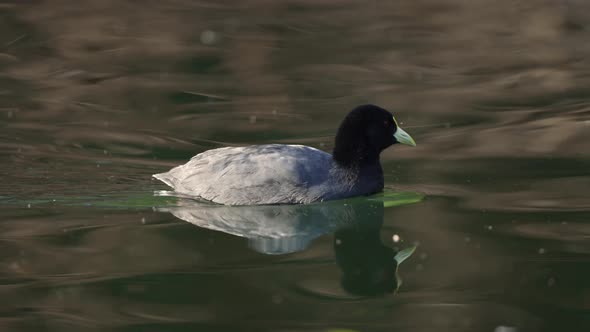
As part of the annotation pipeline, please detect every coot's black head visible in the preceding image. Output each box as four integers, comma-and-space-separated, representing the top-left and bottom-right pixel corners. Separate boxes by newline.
333, 104, 416, 167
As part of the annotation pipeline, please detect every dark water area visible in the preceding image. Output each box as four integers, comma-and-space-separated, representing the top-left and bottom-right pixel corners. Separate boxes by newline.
1, 1, 590, 331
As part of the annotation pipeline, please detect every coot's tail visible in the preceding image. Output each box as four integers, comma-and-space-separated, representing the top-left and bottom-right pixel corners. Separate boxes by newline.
152, 172, 177, 189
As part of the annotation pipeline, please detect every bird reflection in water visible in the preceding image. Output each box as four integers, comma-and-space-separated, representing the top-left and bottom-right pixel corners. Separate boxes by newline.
334, 214, 415, 296
158, 191, 420, 296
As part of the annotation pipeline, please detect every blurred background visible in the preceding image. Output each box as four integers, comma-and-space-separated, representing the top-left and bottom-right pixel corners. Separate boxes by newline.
1, 1, 589, 331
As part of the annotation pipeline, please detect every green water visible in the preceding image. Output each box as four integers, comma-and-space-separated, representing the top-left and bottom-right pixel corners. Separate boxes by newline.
1, 1, 589, 331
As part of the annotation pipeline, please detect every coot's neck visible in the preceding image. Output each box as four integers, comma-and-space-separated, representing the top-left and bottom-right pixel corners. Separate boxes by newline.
332, 143, 380, 169
330, 155, 384, 194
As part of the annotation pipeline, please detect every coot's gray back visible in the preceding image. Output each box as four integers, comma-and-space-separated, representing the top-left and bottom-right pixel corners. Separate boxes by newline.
153, 144, 334, 205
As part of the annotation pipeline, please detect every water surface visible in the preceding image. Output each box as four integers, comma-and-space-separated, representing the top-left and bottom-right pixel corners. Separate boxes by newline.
1, 1, 589, 331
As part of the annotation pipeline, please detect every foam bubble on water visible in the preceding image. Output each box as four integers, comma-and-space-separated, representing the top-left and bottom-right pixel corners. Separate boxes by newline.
392, 234, 400, 243
494, 326, 517, 332
200, 30, 218, 45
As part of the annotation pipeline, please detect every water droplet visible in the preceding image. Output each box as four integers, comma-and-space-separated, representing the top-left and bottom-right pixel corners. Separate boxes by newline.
464, 236, 471, 243
7, 111, 13, 118
249, 115, 257, 124
538, 248, 546, 254
200, 30, 218, 45
392, 234, 400, 243
419, 253, 428, 260
335, 239, 342, 245
27, 203, 31, 208
141, 217, 146, 224
487, 225, 493, 230
494, 326, 517, 332
547, 277, 556, 287
416, 263, 424, 271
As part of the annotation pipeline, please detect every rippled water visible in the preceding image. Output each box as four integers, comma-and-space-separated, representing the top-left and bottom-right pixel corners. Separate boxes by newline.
1, 1, 590, 331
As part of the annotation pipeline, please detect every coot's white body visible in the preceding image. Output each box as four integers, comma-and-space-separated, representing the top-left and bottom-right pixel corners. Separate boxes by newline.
153, 144, 382, 206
